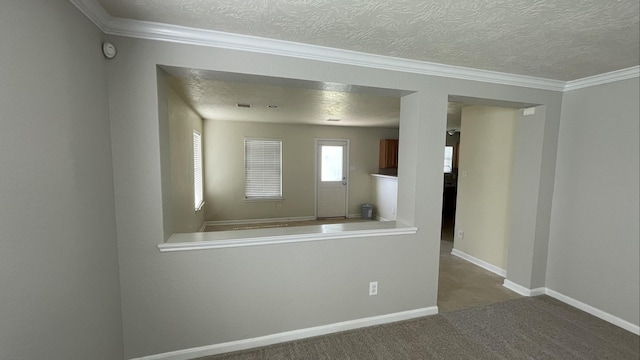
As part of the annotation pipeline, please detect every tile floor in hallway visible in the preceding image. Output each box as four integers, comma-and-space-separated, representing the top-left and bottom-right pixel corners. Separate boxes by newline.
437, 217, 521, 313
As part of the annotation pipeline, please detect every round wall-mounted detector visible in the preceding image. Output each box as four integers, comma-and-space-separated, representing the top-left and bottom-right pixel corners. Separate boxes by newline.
102, 42, 117, 59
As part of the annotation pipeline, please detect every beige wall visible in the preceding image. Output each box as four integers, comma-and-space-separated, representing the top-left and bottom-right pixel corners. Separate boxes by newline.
203, 119, 398, 221
167, 86, 205, 233
454, 106, 518, 269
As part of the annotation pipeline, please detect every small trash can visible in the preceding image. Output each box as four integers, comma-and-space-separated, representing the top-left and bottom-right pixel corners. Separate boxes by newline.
361, 204, 374, 220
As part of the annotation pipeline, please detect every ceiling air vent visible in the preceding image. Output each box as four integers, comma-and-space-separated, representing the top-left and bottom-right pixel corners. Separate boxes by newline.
237, 103, 251, 108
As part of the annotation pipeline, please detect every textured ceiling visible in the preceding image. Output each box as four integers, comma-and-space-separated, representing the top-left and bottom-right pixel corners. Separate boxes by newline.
163, 67, 541, 129
99, 0, 639, 81
163, 67, 403, 128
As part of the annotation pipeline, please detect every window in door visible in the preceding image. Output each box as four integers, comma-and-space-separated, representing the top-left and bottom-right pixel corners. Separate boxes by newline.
321, 145, 343, 181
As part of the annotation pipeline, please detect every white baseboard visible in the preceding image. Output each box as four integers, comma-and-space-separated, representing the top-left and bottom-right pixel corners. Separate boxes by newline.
544, 288, 640, 335
130, 306, 438, 360
502, 279, 546, 297
202, 215, 368, 230
501, 280, 640, 335
451, 248, 507, 277
202, 216, 316, 227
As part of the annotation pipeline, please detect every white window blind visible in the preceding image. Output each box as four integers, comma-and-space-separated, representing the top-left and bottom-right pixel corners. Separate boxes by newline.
244, 139, 282, 199
193, 131, 204, 210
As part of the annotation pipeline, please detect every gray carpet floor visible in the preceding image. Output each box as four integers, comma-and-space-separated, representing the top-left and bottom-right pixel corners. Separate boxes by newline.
195, 296, 639, 360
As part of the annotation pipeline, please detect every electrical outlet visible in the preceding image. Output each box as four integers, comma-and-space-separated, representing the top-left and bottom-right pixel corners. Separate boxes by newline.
457, 230, 464, 239
369, 281, 378, 296
277, 203, 282, 210
391, 207, 396, 214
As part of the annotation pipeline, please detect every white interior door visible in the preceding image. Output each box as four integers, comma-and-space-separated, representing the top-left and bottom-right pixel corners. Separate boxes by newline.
316, 140, 348, 218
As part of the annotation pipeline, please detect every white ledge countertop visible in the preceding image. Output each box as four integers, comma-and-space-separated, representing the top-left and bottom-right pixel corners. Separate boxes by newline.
159, 221, 417, 252
370, 174, 398, 180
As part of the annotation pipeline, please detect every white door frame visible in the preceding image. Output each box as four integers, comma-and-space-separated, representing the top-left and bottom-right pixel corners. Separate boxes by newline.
314, 138, 350, 219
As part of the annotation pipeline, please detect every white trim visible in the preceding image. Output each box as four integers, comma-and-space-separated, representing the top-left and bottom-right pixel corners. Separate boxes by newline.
545, 289, 640, 335
564, 66, 640, 91
68, 0, 110, 32
451, 248, 507, 277
161, 225, 418, 252
502, 279, 546, 297
71, 0, 636, 92
370, 174, 399, 180
499, 282, 640, 335
129, 306, 437, 360
202, 216, 315, 227
70, 0, 567, 91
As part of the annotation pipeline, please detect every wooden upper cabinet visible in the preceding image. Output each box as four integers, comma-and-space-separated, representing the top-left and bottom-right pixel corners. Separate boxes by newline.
379, 139, 399, 168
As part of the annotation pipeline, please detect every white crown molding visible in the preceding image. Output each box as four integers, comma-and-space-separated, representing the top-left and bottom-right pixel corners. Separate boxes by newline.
70, 0, 637, 93
564, 66, 640, 91
68, 0, 109, 32
70, 0, 568, 91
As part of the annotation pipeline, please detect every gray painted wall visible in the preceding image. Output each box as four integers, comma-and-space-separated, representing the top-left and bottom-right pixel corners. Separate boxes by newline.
0, 1, 123, 359
3, 2, 637, 359
506, 105, 551, 288
547, 78, 640, 326
104, 34, 562, 357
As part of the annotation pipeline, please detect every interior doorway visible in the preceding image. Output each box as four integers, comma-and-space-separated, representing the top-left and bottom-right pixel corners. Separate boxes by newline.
316, 139, 349, 219
438, 99, 534, 312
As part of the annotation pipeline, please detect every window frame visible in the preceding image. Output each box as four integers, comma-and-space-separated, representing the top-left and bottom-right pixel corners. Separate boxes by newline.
193, 130, 204, 211
244, 138, 283, 200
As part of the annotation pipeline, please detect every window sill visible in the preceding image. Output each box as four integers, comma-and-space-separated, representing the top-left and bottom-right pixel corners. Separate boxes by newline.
244, 197, 284, 202
158, 221, 417, 252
